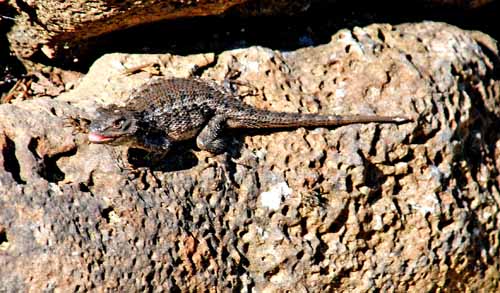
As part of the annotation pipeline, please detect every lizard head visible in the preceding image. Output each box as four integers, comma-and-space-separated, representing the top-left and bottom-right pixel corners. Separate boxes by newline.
88, 105, 140, 146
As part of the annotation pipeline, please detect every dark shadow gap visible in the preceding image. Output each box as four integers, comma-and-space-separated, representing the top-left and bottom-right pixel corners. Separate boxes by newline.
2, 135, 26, 184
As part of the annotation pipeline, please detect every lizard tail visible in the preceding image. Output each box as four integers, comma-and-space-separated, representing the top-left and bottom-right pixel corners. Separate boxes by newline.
226, 109, 412, 129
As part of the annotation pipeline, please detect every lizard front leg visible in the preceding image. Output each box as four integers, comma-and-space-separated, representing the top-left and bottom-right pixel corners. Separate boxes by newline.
121, 134, 172, 166
136, 134, 172, 154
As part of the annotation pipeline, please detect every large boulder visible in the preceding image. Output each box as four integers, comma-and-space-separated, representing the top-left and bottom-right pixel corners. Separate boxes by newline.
1, 22, 499, 291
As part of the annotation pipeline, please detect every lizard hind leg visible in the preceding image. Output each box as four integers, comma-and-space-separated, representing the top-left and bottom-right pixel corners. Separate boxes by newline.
196, 115, 229, 154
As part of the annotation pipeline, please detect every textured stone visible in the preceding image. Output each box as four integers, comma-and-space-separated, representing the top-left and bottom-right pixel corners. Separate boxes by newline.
0, 22, 499, 291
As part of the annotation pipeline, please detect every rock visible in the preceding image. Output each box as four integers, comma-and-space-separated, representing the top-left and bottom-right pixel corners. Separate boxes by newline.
1, 22, 499, 291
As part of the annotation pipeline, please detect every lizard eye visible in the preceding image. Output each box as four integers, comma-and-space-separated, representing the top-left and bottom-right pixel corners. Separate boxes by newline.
112, 119, 124, 128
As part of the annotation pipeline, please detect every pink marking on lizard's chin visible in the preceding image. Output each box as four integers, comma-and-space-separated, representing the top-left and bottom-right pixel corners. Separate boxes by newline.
88, 132, 114, 143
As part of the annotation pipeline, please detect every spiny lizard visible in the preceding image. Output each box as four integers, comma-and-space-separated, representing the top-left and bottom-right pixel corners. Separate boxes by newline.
87, 77, 411, 156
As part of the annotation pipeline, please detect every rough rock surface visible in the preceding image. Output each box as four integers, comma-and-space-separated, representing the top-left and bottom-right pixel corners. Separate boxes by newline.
1, 22, 500, 291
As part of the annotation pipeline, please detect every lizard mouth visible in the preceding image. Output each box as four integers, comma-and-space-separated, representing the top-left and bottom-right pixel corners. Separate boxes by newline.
88, 132, 116, 143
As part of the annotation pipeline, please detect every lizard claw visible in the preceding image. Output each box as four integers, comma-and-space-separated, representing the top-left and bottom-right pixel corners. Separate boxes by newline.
63, 115, 90, 134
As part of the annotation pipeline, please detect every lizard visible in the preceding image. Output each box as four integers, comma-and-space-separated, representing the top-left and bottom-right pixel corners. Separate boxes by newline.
86, 77, 411, 158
